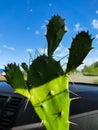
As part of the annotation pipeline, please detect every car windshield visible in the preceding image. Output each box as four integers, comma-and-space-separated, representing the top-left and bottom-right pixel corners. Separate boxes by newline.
0, 0, 98, 85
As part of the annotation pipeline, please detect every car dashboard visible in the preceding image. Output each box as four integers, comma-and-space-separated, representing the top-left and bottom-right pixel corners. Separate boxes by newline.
0, 81, 98, 130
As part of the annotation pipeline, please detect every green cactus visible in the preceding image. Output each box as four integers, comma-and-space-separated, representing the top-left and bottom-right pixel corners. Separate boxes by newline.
66, 31, 93, 74
5, 63, 30, 98
5, 15, 93, 130
27, 55, 64, 87
46, 15, 67, 57
30, 76, 70, 130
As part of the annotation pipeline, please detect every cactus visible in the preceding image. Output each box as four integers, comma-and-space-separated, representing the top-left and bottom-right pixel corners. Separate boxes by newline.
46, 15, 67, 57
27, 55, 64, 87
66, 31, 93, 74
5, 63, 30, 98
30, 76, 70, 130
5, 15, 93, 130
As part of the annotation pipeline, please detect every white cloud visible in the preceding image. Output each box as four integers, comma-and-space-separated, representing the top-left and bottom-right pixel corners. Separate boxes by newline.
53, 44, 69, 68
41, 24, 46, 29
95, 34, 98, 44
35, 30, 40, 35
37, 44, 69, 59
84, 57, 98, 66
77, 56, 98, 70
38, 48, 47, 55
92, 19, 98, 29
26, 48, 33, 53
3, 45, 15, 51
41, 24, 46, 35
95, 34, 98, 39
44, 20, 48, 24
78, 49, 98, 69
96, 10, 98, 14
54, 44, 69, 60
74, 23, 87, 32
41, 20, 50, 35
74, 23, 80, 31
74, 23, 86, 32
65, 26, 68, 31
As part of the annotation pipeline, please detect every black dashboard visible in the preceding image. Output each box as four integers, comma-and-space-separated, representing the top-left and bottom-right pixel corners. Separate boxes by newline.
0, 81, 40, 130
0, 81, 98, 130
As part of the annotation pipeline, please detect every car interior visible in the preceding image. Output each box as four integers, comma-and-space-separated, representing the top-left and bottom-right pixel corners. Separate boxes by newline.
0, 1, 98, 130
0, 81, 98, 130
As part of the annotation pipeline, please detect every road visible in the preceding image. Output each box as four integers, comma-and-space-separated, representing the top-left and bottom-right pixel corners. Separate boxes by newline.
69, 73, 98, 84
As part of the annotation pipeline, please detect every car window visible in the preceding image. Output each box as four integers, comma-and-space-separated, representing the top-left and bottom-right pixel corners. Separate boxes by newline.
0, 0, 98, 84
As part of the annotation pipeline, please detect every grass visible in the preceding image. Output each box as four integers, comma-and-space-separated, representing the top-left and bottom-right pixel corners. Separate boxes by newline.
0, 76, 6, 81
93, 79, 98, 84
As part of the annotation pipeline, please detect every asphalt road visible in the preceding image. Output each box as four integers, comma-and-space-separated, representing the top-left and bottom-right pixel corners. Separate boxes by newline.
69, 73, 98, 84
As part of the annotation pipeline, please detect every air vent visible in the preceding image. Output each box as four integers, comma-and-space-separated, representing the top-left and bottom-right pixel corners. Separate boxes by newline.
0, 95, 22, 130
0, 95, 8, 118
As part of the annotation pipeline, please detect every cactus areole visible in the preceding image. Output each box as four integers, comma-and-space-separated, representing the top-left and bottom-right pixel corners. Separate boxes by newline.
5, 15, 93, 130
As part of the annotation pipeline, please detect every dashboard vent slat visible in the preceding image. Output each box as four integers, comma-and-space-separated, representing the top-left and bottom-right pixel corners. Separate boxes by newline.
0, 95, 23, 130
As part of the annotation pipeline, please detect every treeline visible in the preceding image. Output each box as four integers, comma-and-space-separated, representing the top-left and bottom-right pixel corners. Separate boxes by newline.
82, 61, 98, 76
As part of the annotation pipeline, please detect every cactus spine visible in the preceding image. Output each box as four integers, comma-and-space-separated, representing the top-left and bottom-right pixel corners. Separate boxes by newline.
5, 15, 93, 130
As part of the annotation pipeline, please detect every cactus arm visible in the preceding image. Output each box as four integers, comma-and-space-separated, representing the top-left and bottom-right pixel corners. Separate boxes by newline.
27, 55, 64, 87
30, 76, 70, 130
46, 15, 67, 57
66, 31, 94, 74
5, 63, 30, 98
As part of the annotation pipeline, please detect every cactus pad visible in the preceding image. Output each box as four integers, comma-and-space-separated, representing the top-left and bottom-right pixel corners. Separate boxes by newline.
5, 63, 30, 98
27, 55, 64, 87
30, 76, 70, 130
46, 15, 67, 57
66, 31, 93, 74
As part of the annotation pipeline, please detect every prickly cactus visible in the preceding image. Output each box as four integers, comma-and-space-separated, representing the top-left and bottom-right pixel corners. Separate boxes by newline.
46, 15, 67, 57
27, 55, 70, 130
27, 55, 64, 87
5, 15, 93, 130
30, 76, 70, 130
66, 31, 93, 74
5, 63, 30, 98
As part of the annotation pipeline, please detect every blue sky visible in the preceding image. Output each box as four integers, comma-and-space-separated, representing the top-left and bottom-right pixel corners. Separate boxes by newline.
0, 0, 98, 69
